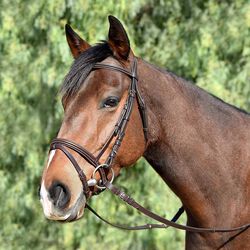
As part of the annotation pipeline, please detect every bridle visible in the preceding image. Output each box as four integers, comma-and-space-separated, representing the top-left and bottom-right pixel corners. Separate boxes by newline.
50, 58, 147, 194
50, 58, 250, 233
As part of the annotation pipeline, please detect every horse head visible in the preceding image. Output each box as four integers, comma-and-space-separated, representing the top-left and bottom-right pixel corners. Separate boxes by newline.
40, 16, 146, 221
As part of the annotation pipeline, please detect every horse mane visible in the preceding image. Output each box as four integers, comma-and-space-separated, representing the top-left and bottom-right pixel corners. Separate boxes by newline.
61, 41, 112, 101
150, 61, 249, 116
208, 93, 249, 115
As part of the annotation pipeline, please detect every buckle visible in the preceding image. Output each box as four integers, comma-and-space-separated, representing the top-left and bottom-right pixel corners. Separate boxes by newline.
89, 164, 115, 190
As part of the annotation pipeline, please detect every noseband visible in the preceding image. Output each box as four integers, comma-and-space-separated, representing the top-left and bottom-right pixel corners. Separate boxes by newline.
49, 58, 250, 233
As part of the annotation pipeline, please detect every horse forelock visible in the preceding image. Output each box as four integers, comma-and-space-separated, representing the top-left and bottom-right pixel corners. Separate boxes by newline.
60, 41, 113, 101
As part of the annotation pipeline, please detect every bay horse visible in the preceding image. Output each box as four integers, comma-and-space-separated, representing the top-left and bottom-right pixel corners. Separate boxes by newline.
40, 16, 250, 249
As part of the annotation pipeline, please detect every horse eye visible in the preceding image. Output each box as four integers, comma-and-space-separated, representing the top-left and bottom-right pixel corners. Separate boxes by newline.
102, 97, 119, 108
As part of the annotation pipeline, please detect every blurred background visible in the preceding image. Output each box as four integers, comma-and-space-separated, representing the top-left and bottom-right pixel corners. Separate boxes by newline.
0, 0, 249, 249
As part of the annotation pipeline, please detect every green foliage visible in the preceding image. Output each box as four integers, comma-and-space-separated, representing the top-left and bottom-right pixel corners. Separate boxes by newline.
0, 0, 249, 249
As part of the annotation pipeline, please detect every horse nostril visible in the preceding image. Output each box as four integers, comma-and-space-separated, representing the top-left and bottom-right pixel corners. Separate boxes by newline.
49, 182, 70, 209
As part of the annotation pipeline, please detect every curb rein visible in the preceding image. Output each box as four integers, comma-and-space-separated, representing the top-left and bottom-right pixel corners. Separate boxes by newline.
50, 58, 250, 233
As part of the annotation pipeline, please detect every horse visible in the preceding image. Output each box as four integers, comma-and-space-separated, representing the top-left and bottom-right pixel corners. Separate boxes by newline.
39, 16, 250, 249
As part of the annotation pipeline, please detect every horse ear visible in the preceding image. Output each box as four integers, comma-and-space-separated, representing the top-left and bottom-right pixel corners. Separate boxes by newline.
65, 24, 91, 59
108, 15, 130, 60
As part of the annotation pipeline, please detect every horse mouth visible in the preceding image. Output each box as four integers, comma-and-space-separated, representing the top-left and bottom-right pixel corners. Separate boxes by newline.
60, 192, 86, 222
64, 199, 86, 222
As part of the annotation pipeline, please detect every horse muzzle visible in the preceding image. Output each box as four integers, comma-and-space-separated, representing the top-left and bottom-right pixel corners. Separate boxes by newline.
40, 180, 86, 221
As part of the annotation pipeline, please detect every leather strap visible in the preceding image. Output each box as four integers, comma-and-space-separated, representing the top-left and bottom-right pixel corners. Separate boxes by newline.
85, 203, 184, 230
103, 181, 250, 233
93, 59, 148, 141
50, 143, 90, 195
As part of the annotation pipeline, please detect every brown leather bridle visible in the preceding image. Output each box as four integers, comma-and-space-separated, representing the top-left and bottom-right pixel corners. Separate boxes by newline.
50, 58, 250, 233
50, 58, 148, 195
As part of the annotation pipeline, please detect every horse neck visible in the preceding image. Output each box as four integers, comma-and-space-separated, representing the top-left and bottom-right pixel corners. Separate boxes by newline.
138, 58, 250, 227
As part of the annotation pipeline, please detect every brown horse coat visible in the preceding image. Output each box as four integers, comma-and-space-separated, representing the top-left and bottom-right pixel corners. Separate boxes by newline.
40, 16, 250, 249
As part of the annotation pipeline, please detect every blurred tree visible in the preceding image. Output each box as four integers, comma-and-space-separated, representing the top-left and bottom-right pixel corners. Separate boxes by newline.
0, 0, 249, 249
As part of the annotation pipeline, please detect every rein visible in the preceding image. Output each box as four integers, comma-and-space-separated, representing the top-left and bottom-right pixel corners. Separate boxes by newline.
50, 58, 250, 233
